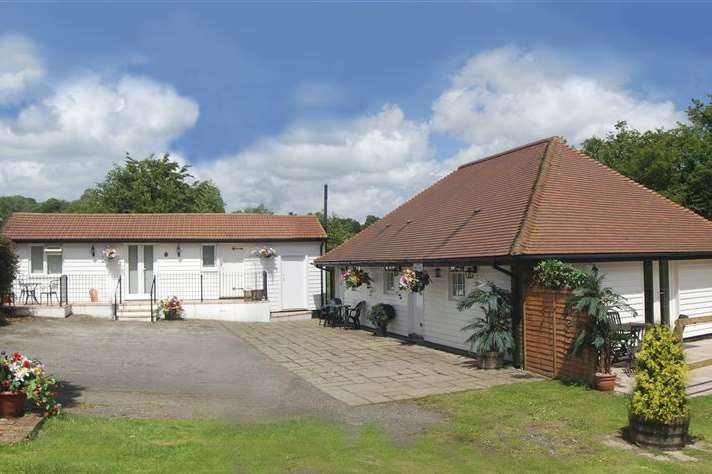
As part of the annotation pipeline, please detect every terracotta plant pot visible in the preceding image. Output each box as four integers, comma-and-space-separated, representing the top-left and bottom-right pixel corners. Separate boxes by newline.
595, 372, 617, 391
628, 414, 689, 450
479, 352, 504, 370
0, 391, 26, 418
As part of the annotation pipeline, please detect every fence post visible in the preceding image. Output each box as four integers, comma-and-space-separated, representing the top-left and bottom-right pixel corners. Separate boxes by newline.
200, 273, 204, 302
262, 271, 268, 301
60, 275, 68, 306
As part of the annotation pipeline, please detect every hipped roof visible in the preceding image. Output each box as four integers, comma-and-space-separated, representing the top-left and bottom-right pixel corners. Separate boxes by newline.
317, 137, 712, 265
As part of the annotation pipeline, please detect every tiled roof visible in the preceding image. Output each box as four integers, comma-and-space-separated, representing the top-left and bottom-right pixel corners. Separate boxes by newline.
317, 137, 712, 264
2, 213, 326, 242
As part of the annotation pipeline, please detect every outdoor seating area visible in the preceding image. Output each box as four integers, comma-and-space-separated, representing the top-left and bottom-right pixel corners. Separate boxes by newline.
4, 276, 65, 306
317, 298, 366, 329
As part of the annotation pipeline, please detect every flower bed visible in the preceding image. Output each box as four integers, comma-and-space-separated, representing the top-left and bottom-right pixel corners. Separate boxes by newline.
0, 351, 60, 416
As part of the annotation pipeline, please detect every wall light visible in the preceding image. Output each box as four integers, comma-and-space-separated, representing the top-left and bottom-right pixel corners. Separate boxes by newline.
176, 244, 181, 258
91, 244, 95, 258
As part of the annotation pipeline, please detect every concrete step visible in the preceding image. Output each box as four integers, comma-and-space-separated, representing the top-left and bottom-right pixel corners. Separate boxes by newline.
270, 310, 312, 322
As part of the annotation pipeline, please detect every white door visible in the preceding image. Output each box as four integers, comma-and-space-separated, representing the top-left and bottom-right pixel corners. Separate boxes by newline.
127, 244, 154, 299
218, 245, 246, 298
281, 256, 306, 310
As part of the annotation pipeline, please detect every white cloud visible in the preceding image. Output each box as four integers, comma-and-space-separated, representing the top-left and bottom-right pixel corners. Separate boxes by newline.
0, 74, 199, 198
0, 34, 45, 103
432, 46, 685, 165
199, 105, 438, 219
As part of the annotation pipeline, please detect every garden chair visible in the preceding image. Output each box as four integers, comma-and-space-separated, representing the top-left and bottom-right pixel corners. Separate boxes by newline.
319, 298, 343, 326
607, 310, 637, 364
40, 280, 60, 306
344, 300, 366, 329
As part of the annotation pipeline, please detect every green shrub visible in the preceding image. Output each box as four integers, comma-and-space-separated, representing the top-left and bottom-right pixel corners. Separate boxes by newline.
458, 282, 513, 353
532, 259, 587, 290
0, 237, 18, 304
367, 303, 396, 327
630, 325, 688, 423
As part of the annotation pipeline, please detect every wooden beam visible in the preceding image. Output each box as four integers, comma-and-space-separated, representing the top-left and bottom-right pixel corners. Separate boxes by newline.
643, 260, 655, 324
659, 260, 670, 326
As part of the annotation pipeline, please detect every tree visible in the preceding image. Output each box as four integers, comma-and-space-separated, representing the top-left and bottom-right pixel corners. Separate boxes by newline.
0, 196, 69, 224
313, 212, 380, 250
235, 204, 273, 214
74, 153, 225, 213
363, 215, 379, 228
582, 95, 712, 220
0, 237, 18, 308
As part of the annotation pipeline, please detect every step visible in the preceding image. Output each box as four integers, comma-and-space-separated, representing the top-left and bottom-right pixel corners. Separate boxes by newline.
270, 310, 312, 322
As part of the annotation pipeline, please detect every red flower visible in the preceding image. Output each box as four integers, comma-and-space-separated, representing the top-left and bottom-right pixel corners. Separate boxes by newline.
12, 352, 22, 361
23, 360, 31, 369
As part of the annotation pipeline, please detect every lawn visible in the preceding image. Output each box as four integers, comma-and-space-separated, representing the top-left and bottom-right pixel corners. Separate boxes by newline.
2, 381, 712, 473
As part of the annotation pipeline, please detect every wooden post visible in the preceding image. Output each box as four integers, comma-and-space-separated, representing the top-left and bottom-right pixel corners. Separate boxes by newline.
511, 262, 524, 368
659, 259, 670, 327
643, 260, 655, 324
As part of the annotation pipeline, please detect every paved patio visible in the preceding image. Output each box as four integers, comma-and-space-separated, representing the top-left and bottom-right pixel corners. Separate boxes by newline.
237, 319, 540, 406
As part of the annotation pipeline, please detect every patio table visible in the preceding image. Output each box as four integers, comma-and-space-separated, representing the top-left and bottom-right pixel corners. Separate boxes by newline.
19, 282, 40, 305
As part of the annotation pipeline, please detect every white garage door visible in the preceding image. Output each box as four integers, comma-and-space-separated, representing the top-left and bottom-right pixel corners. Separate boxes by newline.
677, 260, 712, 338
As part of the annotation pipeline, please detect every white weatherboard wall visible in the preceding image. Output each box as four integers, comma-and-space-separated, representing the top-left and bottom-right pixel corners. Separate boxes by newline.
673, 259, 712, 338
13, 241, 323, 313
336, 265, 511, 352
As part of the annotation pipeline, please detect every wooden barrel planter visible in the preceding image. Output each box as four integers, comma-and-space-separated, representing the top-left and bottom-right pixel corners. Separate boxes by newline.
628, 414, 689, 450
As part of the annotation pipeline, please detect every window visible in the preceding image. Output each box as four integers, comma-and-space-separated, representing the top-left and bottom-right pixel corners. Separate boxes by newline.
31, 246, 43, 273
45, 246, 63, 274
449, 270, 465, 299
384, 270, 396, 293
202, 245, 216, 268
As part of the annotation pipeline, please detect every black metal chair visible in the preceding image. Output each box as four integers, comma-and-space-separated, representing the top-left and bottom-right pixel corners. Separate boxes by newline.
40, 280, 60, 306
344, 301, 366, 329
320, 298, 344, 327
607, 310, 640, 364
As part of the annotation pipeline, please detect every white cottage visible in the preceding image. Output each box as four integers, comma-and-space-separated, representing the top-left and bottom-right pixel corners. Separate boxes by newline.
3, 212, 326, 321
316, 137, 712, 363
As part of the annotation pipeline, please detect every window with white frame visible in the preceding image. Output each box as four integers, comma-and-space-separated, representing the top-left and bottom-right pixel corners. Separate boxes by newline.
449, 269, 465, 299
202, 245, 216, 268
383, 269, 397, 293
30, 245, 63, 274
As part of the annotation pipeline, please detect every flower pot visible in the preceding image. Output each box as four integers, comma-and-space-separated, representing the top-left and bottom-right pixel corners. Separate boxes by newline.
628, 414, 689, 450
0, 391, 26, 418
595, 372, 617, 391
479, 352, 504, 370
374, 324, 387, 337
166, 309, 178, 320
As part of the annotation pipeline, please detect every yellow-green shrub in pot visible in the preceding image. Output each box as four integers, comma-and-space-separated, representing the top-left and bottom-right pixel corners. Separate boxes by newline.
629, 325, 689, 450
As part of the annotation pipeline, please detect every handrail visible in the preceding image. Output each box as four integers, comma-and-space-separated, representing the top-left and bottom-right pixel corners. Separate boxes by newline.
674, 314, 712, 370
112, 275, 122, 320
149, 275, 157, 322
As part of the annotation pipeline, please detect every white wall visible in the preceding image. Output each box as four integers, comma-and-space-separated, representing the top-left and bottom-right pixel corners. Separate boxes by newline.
672, 259, 712, 338
13, 240, 324, 312
336, 265, 511, 352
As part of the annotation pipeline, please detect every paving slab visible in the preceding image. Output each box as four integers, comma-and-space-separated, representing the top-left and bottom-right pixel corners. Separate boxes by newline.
236, 319, 541, 406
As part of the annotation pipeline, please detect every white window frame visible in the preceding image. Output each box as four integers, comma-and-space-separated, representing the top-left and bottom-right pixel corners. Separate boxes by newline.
201, 244, 217, 271
29, 245, 63, 275
383, 269, 397, 294
449, 269, 466, 300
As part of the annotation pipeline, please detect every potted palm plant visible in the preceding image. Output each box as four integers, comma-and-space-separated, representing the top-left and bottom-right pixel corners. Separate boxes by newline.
566, 268, 635, 391
458, 282, 513, 369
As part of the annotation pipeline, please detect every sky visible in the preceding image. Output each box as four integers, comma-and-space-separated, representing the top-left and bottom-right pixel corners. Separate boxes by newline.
0, 2, 711, 220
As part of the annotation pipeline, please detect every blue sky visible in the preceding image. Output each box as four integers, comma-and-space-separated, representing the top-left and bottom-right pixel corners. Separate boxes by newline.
1, 2, 711, 218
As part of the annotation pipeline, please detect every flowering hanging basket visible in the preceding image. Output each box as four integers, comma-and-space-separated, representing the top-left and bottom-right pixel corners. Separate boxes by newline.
342, 268, 373, 290
102, 246, 119, 261
399, 269, 431, 293
254, 247, 277, 258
